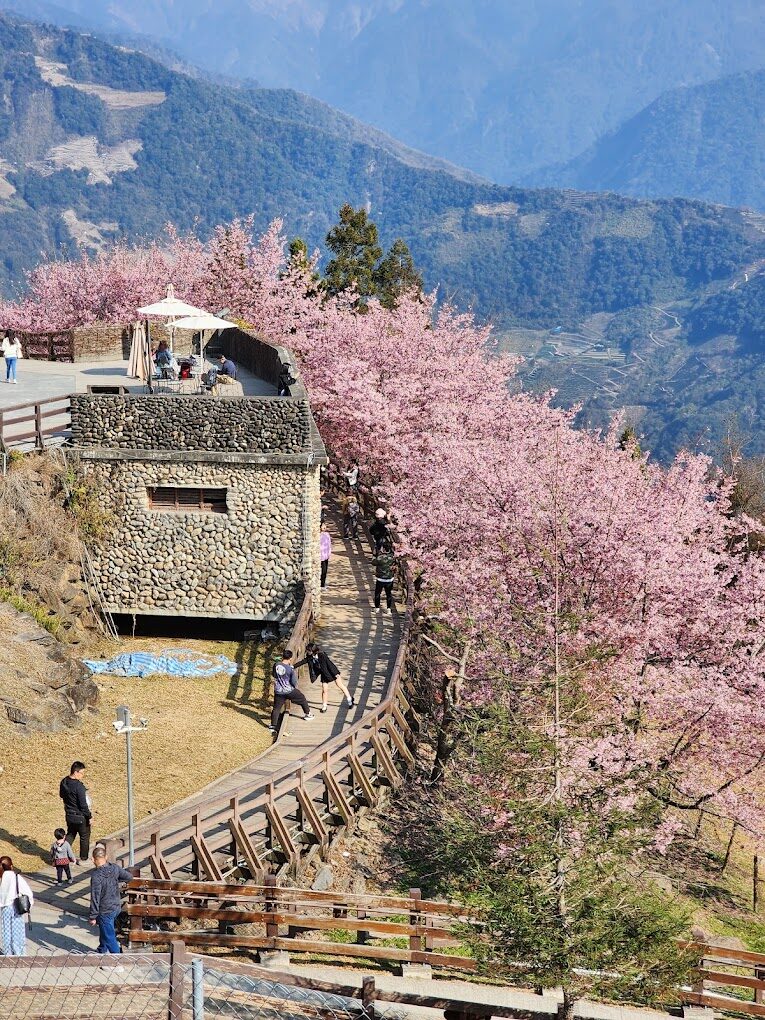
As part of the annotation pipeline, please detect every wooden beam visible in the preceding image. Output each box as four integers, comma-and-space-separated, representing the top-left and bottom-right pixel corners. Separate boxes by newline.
265, 802, 297, 862
371, 733, 403, 786
322, 768, 355, 825
349, 753, 378, 806
190, 832, 224, 882
228, 815, 266, 881
296, 786, 329, 848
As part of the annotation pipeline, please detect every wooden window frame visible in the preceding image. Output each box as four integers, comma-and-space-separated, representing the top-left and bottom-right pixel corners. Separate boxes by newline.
147, 486, 228, 514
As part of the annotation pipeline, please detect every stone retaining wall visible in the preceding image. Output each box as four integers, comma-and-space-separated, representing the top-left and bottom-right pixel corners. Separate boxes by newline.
85, 459, 319, 620
71, 394, 312, 454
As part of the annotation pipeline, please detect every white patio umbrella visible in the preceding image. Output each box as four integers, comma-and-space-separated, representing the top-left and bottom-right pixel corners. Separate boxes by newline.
172, 313, 235, 377
138, 285, 206, 352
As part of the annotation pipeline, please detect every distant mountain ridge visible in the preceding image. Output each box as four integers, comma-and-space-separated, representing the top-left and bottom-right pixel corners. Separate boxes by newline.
3, 0, 765, 182
3, 12, 765, 464
536, 70, 765, 211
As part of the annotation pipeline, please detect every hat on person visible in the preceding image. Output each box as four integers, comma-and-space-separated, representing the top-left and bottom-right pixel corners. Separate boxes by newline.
375, 508, 386, 519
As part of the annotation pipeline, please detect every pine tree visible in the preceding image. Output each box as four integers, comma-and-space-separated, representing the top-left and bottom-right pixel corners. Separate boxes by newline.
324, 204, 383, 308
375, 238, 423, 309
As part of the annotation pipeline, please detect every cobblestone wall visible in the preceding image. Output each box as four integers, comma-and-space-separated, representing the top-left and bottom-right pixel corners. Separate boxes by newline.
85, 459, 319, 619
71, 394, 311, 454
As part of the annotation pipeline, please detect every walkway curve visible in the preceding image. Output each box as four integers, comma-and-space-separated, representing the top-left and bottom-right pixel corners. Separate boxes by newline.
35, 499, 410, 919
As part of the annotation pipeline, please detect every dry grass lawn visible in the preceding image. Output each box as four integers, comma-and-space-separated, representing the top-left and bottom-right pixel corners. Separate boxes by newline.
0, 635, 277, 873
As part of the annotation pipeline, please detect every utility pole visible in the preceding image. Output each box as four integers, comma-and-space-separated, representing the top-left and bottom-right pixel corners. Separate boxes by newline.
114, 706, 148, 866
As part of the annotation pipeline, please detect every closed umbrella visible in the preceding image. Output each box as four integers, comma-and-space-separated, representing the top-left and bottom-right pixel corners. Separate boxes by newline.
127, 321, 148, 380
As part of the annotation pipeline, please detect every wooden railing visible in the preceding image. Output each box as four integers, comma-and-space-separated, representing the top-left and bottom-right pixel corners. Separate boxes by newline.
107, 554, 416, 880
0, 395, 72, 452
125, 877, 477, 971
684, 941, 765, 1016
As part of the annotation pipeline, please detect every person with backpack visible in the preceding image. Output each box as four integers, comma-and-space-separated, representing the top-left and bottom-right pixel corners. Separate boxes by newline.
88, 847, 133, 954
373, 541, 397, 612
60, 760, 92, 862
0, 856, 34, 956
295, 642, 355, 713
343, 494, 360, 539
370, 508, 392, 554
270, 650, 315, 733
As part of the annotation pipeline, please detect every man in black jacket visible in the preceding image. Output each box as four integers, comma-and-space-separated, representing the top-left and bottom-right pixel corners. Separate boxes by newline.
89, 847, 133, 954
59, 761, 92, 862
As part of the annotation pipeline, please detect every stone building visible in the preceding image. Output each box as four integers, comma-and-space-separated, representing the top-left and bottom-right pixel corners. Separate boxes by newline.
69, 341, 326, 624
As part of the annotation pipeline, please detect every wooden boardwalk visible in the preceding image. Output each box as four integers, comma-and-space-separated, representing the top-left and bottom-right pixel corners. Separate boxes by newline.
34, 506, 404, 916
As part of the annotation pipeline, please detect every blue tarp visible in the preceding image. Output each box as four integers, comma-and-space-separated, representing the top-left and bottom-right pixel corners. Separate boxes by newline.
83, 648, 238, 678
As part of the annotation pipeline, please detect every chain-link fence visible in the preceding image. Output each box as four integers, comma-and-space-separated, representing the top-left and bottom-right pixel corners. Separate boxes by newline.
0, 948, 405, 1020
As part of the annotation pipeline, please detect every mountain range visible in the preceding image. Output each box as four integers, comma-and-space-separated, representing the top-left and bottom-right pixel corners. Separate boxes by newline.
3, 0, 765, 185
2, 11, 765, 463
538, 70, 765, 211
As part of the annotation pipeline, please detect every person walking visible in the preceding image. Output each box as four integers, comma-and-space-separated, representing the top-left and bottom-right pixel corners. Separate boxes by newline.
373, 541, 396, 612
59, 760, 92, 863
2, 333, 21, 384
89, 847, 132, 954
0, 857, 34, 956
270, 650, 314, 733
319, 521, 332, 588
295, 642, 355, 713
370, 508, 391, 554
342, 494, 360, 539
50, 828, 77, 884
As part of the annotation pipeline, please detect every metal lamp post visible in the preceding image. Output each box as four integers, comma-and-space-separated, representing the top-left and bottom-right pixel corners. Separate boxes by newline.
114, 706, 148, 866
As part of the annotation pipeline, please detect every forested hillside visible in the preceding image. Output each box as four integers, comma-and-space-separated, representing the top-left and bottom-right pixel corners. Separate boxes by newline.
4, 13, 765, 460
4, 0, 765, 183
541, 70, 765, 211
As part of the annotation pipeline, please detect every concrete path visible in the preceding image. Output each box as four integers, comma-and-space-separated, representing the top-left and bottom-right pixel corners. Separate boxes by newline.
29, 507, 401, 943
0, 356, 275, 410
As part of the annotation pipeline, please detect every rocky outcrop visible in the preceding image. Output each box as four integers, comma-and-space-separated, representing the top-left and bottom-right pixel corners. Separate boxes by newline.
0, 603, 99, 733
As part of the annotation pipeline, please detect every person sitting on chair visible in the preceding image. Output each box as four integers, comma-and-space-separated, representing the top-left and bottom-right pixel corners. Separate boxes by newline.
154, 341, 173, 368
218, 354, 238, 384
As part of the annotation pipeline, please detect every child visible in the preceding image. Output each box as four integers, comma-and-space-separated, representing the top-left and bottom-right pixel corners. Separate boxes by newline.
50, 828, 77, 883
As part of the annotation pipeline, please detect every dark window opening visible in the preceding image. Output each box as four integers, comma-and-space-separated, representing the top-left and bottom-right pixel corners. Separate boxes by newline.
147, 486, 228, 513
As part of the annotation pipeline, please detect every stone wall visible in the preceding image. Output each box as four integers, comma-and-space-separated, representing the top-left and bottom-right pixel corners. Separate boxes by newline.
71, 394, 312, 454
84, 459, 319, 619
70, 322, 192, 362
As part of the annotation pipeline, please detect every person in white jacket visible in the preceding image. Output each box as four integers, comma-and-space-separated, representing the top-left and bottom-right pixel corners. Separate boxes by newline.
0, 856, 34, 955
1, 333, 22, 384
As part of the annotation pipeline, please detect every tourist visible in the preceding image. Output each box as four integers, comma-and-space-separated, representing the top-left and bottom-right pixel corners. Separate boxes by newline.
0, 856, 34, 956
343, 460, 359, 491
50, 828, 77, 885
59, 760, 92, 863
2, 333, 22, 384
295, 642, 355, 713
218, 354, 238, 382
370, 508, 391, 554
342, 494, 360, 539
319, 521, 332, 588
373, 540, 396, 612
154, 340, 173, 368
88, 847, 133, 954
277, 363, 297, 396
270, 650, 314, 733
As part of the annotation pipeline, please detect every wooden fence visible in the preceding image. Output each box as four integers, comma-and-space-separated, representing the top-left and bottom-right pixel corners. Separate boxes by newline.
106, 548, 416, 881
0, 395, 72, 452
125, 877, 477, 971
684, 941, 765, 1016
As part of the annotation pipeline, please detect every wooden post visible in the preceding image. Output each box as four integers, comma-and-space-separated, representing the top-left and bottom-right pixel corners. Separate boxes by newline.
34, 403, 43, 449
755, 854, 760, 913
229, 796, 239, 861
720, 821, 738, 874
191, 813, 201, 880
167, 940, 186, 1020
362, 975, 376, 1020
409, 888, 422, 959
264, 873, 279, 942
